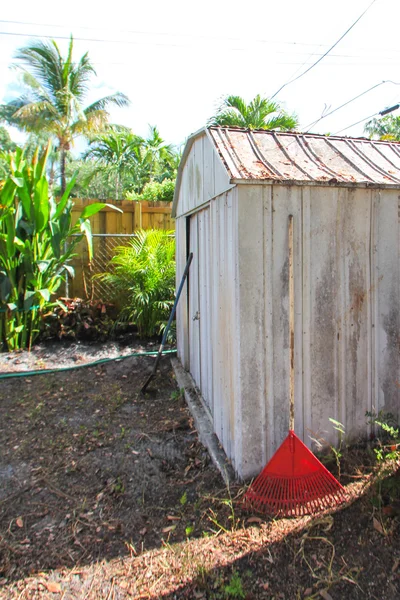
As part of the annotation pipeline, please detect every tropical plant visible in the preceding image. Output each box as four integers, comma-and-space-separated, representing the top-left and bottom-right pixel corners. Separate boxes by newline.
81, 125, 180, 197
208, 94, 298, 130
0, 126, 16, 178
0, 144, 121, 350
84, 126, 143, 199
0, 36, 130, 193
139, 125, 179, 182
126, 178, 175, 203
98, 229, 175, 337
364, 115, 400, 141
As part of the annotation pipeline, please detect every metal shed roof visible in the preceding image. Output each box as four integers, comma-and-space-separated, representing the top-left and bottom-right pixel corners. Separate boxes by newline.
208, 126, 400, 187
172, 127, 400, 217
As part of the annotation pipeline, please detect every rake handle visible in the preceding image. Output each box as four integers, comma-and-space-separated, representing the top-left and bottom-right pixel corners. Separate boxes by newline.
288, 215, 295, 432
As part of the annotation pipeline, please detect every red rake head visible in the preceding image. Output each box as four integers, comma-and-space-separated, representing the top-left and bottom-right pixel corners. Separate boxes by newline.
243, 431, 347, 517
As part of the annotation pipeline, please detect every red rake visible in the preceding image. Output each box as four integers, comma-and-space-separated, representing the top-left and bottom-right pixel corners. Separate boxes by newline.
243, 216, 346, 517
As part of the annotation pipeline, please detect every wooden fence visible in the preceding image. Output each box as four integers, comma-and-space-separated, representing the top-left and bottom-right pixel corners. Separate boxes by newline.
67, 199, 174, 300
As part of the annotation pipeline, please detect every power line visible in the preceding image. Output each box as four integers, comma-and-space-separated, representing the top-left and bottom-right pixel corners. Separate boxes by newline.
333, 112, 379, 135
304, 80, 400, 132
0, 17, 392, 51
270, 0, 378, 99
334, 99, 400, 135
1, 15, 398, 57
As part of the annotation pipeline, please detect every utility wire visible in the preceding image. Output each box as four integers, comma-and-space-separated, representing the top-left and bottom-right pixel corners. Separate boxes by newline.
334, 100, 400, 135
333, 112, 380, 135
304, 80, 399, 132
2, 17, 396, 52
270, 0, 378, 99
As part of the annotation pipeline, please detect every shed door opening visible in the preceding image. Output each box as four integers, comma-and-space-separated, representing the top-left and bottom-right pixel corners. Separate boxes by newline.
188, 209, 213, 414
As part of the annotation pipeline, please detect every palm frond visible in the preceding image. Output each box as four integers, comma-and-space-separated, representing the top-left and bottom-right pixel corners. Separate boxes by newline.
85, 93, 130, 114
208, 94, 298, 131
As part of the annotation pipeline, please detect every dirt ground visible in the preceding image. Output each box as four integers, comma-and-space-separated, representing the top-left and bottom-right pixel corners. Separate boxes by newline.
0, 339, 399, 599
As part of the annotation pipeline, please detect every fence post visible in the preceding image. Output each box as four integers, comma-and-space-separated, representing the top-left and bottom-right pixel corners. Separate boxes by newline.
134, 202, 142, 230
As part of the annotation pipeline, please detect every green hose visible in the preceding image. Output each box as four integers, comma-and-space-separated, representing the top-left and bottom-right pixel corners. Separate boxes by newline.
0, 348, 177, 379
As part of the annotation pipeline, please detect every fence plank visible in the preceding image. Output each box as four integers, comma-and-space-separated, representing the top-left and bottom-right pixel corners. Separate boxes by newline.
67, 198, 174, 299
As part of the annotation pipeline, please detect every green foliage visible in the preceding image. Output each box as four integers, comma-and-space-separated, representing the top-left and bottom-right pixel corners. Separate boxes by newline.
224, 571, 245, 599
84, 126, 144, 199
328, 418, 345, 479
127, 179, 175, 203
0, 36, 129, 192
0, 144, 121, 350
0, 126, 17, 178
366, 410, 399, 462
364, 115, 400, 141
97, 229, 175, 338
73, 125, 179, 200
208, 94, 298, 130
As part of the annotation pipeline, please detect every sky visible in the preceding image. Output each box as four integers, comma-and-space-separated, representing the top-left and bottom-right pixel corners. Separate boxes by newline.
1, 0, 400, 151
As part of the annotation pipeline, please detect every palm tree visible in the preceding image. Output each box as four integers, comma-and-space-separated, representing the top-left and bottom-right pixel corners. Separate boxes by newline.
364, 115, 400, 141
140, 125, 179, 182
84, 126, 143, 199
208, 94, 298, 131
0, 36, 130, 192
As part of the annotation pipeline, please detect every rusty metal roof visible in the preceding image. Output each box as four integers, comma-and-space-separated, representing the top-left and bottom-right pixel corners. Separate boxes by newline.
208, 126, 400, 186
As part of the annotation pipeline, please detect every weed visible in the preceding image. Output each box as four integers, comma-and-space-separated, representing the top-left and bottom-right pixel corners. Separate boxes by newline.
179, 491, 188, 506
113, 477, 125, 495
185, 524, 194, 537
171, 388, 185, 401
28, 402, 44, 419
224, 571, 245, 599
366, 411, 400, 519
328, 418, 345, 479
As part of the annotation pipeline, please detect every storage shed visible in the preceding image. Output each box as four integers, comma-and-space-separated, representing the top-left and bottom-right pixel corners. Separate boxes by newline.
172, 126, 400, 480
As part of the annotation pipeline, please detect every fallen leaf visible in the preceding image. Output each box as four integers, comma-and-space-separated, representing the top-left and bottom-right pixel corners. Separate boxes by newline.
246, 517, 263, 524
16, 517, 23, 528
162, 525, 176, 533
319, 591, 333, 600
382, 506, 395, 516
304, 588, 312, 596
167, 515, 181, 521
46, 581, 62, 593
373, 517, 384, 535
139, 527, 147, 536
392, 558, 400, 573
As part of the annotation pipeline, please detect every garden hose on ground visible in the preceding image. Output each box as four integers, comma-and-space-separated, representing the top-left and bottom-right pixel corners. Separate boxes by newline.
0, 348, 177, 380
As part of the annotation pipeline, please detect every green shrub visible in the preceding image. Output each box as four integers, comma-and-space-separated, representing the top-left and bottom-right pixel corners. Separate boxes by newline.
0, 144, 120, 350
98, 229, 175, 338
126, 179, 175, 203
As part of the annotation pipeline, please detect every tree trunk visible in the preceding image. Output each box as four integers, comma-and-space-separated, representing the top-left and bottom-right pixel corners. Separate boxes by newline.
60, 148, 66, 194
115, 172, 120, 200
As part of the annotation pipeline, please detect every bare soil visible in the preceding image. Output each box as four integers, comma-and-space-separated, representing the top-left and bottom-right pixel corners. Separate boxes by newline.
0, 339, 399, 599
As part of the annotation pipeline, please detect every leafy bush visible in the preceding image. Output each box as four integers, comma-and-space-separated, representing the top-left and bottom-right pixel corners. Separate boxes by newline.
0, 144, 120, 350
98, 229, 175, 337
126, 179, 175, 203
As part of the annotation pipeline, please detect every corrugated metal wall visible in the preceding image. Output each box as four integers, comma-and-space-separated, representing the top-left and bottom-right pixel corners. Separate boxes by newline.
177, 132, 233, 216
234, 183, 400, 478
175, 133, 400, 480
176, 188, 240, 464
